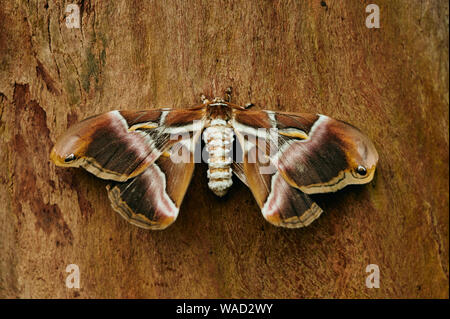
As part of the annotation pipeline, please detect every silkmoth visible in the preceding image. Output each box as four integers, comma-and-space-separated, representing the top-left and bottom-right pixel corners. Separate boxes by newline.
50, 96, 378, 230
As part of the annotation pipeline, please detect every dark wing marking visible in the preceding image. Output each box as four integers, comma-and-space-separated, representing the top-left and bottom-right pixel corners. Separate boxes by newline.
272, 113, 379, 194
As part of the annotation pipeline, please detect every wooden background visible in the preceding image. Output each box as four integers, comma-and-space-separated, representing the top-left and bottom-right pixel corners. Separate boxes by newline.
0, 0, 448, 298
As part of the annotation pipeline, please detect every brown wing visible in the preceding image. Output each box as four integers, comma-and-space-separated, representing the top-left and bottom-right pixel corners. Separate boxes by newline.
232, 110, 378, 195
231, 108, 378, 228
106, 139, 197, 230
50, 107, 205, 182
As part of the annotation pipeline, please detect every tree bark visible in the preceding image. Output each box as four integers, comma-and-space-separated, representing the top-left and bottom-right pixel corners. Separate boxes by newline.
0, 0, 448, 298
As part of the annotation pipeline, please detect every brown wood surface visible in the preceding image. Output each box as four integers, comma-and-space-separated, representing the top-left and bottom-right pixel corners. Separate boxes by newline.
0, 0, 448, 298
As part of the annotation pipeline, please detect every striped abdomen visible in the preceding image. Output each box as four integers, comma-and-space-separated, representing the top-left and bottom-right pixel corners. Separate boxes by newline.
203, 119, 234, 197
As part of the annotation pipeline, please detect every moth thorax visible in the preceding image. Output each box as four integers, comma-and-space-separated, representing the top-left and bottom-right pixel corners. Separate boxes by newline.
203, 119, 234, 197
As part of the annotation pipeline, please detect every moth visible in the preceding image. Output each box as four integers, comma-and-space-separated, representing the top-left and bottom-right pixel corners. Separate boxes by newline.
50, 94, 378, 230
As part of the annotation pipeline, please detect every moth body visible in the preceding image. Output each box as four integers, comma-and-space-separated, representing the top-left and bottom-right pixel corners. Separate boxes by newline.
203, 119, 234, 197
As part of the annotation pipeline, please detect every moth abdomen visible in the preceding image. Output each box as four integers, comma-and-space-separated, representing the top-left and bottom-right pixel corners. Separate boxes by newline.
203, 120, 234, 197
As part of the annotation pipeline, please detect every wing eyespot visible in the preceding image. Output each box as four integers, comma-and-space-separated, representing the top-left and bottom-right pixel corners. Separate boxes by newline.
355, 165, 367, 176
64, 154, 77, 163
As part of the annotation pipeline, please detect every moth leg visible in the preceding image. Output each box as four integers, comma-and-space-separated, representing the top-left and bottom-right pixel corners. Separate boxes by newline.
200, 94, 210, 104
224, 86, 233, 103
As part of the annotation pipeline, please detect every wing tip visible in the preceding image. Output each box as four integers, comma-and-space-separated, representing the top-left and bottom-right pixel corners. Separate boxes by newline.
264, 202, 323, 228
106, 184, 177, 230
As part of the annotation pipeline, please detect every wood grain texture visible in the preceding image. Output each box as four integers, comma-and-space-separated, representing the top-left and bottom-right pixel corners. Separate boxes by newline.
0, 0, 448, 298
